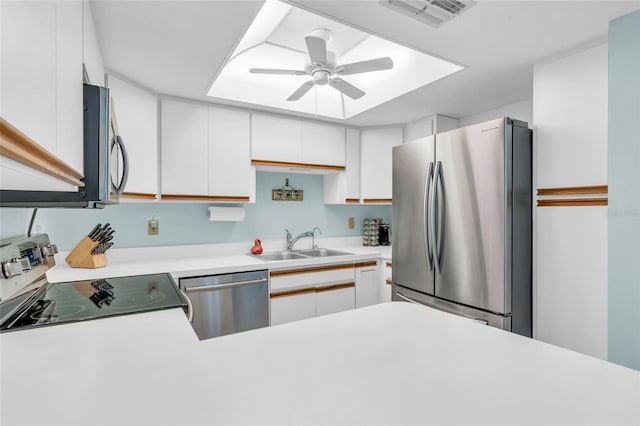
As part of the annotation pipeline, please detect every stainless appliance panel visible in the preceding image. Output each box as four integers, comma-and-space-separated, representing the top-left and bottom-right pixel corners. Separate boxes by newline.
181, 270, 268, 340
393, 284, 511, 331
392, 136, 435, 295
434, 118, 508, 314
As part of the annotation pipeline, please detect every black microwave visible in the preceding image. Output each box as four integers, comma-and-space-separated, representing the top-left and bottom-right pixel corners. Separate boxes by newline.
0, 84, 129, 208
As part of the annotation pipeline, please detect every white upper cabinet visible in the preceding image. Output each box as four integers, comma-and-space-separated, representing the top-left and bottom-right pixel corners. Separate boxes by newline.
251, 114, 302, 164
251, 113, 345, 171
161, 100, 209, 197
161, 99, 254, 202
534, 43, 608, 188
1, 0, 84, 192
301, 121, 345, 167
106, 74, 158, 199
208, 106, 254, 200
360, 127, 403, 202
324, 127, 360, 204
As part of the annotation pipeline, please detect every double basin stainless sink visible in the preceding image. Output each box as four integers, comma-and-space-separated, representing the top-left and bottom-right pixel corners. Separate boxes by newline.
251, 248, 353, 262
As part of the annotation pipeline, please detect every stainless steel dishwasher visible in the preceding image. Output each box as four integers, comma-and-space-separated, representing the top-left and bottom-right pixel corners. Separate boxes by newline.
180, 270, 268, 340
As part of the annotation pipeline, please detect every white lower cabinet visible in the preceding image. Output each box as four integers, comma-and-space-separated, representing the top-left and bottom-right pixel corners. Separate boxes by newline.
270, 290, 316, 326
316, 286, 356, 317
355, 261, 379, 308
381, 260, 393, 303
269, 264, 356, 326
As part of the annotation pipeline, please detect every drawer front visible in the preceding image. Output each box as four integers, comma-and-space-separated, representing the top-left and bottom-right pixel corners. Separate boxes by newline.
270, 264, 355, 291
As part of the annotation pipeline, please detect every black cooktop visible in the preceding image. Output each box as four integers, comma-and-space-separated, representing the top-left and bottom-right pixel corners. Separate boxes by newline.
0, 273, 187, 332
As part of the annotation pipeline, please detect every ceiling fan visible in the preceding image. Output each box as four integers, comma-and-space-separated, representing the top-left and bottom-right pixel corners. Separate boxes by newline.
249, 29, 394, 102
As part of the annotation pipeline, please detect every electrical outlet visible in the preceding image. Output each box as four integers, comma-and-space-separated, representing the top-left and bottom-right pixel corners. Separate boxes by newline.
148, 218, 159, 236
348, 217, 355, 229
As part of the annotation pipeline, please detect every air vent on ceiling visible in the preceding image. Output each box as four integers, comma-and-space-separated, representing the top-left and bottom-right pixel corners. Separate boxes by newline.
379, 0, 476, 28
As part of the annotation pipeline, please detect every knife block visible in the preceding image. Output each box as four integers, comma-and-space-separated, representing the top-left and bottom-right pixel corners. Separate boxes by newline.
65, 237, 107, 269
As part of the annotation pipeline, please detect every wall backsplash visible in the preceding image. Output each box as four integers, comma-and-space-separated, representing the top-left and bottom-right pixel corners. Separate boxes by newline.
0, 172, 391, 251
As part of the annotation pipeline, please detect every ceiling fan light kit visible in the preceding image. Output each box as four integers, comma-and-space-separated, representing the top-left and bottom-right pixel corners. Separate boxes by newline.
250, 28, 394, 102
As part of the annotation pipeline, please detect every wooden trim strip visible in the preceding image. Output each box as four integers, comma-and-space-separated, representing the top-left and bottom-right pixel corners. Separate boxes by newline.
0, 118, 84, 187
252, 159, 346, 171
161, 194, 250, 202
362, 198, 392, 204
345, 198, 360, 204
385, 279, 393, 286
270, 282, 355, 298
537, 185, 608, 196
270, 287, 316, 299
315, 282, 355, 293
355, 261, 377, 268
537, 198, 608, 207
385, 261, 392, 268
120, 192, 157, 200
270, 263, 354, 277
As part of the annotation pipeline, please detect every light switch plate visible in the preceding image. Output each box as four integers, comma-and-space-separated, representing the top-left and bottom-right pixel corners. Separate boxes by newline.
348, 217, 355, 229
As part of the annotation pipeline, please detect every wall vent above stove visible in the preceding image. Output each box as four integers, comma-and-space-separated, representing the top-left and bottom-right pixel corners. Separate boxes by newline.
379, 0, 476, 28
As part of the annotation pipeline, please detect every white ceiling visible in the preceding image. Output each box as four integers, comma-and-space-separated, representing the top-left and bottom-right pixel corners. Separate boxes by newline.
90, 0, 640, 127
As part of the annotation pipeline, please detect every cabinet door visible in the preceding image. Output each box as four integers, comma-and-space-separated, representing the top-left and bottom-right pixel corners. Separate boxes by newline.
316, 287, 355, 317
301, 122, 345, 167
55, 1, 83, 173
345, 128, 361, 201
270, 291, 316, 326
360, 127, 403, 202
381, 261, 393, 303
251, 114, 302, 164
536, 206, 608, 360
209, 106, 253, 200
161, 100, 209, 196
355, 263, 379, 308
107, 74, 158, 199
1, 1, 83, 192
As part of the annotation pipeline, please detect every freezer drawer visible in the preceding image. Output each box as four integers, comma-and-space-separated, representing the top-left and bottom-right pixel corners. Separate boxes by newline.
392, 284, 512, 332
181, 270, 268, 340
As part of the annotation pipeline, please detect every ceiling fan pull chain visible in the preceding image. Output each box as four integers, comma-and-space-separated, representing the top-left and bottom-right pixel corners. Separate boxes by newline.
315, 85, 318, 118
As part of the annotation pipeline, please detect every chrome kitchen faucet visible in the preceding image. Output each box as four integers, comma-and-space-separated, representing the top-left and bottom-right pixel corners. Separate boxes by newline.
285, 229, 314, 251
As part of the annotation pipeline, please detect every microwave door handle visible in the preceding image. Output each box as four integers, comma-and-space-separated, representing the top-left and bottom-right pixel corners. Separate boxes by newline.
110, 136, 128, 195
110, 135, 129, 196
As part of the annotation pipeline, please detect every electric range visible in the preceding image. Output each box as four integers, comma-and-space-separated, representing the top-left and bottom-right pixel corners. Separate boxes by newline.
0, 234, 188, 332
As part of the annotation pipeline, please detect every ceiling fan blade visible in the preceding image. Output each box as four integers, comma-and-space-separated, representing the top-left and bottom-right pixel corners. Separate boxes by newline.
329, 77, 365, 100
336, 57, 394, 75
305, 35, 327, 64
287, 80, 315, 101
250, 68, 307, 76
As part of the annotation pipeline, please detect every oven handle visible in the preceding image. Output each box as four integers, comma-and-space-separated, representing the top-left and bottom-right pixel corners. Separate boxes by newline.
184, 278, 267, 293
178, 288, 194, 323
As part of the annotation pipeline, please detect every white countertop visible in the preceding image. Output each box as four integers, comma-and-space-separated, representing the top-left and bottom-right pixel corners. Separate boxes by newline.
1, 302, 638, 426
45, 237, 392, 283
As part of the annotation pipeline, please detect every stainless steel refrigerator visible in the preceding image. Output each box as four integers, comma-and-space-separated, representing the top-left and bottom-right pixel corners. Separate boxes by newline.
392, 117, 532, 337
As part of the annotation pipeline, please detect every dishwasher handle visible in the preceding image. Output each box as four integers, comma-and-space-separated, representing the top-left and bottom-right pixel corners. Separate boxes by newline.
184, 278, 268, 293
178, 287, 194, 323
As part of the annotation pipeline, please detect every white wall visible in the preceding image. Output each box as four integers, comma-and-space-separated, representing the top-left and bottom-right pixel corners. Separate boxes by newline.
458, 99, 533, 128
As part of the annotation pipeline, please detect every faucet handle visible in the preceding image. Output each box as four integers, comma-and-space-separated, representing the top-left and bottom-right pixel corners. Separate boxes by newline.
285, 229, 292, 240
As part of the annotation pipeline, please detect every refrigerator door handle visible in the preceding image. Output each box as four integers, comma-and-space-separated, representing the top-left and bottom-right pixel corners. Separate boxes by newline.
424, 161, 434, 270
432, 161, 445, 272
